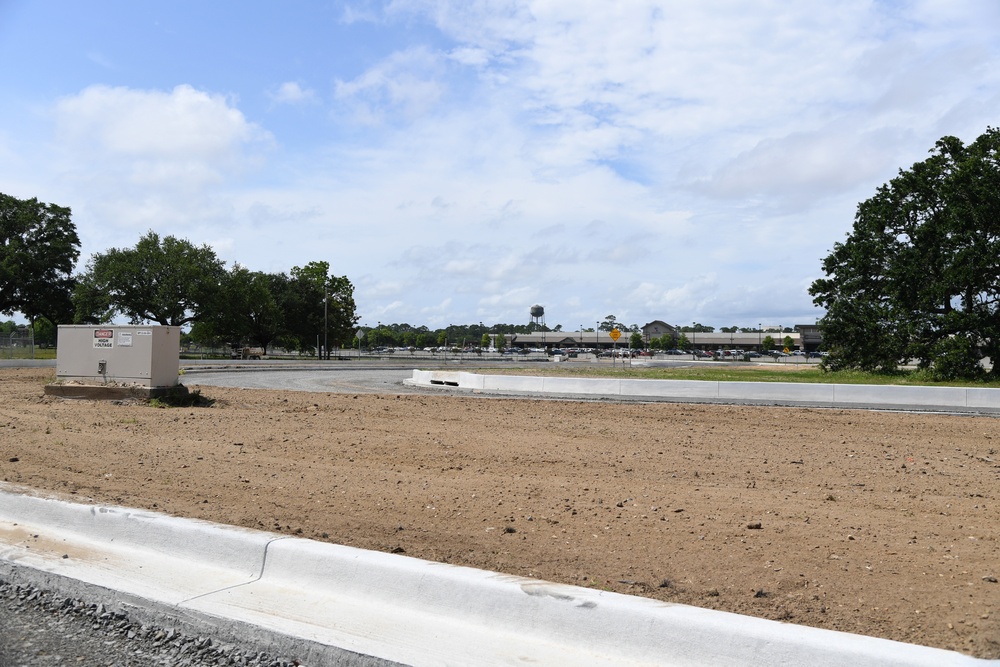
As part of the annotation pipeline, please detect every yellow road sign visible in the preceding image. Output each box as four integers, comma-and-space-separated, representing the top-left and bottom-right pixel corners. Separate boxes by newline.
609, 328, 621, 341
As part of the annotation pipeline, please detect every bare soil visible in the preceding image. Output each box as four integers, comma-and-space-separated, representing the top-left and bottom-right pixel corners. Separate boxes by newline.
2, 368, 999, 658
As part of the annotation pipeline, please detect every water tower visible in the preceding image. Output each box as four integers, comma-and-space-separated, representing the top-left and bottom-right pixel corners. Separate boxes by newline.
530, 304, 545, 327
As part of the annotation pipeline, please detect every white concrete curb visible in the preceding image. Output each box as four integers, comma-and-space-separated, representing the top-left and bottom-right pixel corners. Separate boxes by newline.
0, 485, 993, 666
407, 370, 1000, 411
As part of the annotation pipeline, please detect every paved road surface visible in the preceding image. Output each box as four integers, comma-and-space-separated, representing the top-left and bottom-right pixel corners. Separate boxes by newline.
182, 367, 421, 394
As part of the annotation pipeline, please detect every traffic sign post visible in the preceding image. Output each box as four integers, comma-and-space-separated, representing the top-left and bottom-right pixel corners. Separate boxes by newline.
609, 328, 621, 367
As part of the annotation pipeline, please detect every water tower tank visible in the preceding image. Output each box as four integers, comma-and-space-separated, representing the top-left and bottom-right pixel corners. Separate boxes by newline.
530, 305, 545, 326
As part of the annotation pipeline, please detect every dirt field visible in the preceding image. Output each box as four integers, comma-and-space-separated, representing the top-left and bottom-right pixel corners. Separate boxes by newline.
1, 368, 998, 658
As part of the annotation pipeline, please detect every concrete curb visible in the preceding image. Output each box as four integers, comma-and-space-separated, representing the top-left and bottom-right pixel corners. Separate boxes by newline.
407, 370, 1000, 412
0, 359, 55, 368
0, 485, 992, 666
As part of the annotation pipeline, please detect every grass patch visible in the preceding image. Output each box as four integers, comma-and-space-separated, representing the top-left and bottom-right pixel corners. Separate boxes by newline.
148, 387, 214, 408
1, 347, 56, 360
465, 363, 1000, 388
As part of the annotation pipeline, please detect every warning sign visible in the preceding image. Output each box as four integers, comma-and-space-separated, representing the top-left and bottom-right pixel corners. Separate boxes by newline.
609, 328, 621, 342
94, 329, 114, 349
118, 332, 133, 347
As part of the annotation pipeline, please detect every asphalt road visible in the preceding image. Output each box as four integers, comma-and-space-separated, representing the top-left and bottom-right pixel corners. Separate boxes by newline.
182, 366, 423, 394
179, 362, 1000, 416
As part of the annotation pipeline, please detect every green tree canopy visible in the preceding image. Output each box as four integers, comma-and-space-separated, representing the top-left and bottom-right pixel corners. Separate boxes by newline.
598, 315, 620, 331
810, 128, 1000, 379
199, 265, 285, 353
0, 193, 79, 324
74, 231, 225, 326
287, 261, 359, 353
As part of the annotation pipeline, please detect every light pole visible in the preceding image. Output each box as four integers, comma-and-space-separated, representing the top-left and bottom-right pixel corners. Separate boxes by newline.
323, 285, 328, 360
758, 322, 762, 351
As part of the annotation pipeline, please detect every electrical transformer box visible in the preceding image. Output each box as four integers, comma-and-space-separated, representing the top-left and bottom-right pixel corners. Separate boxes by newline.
56, 325, 180, 387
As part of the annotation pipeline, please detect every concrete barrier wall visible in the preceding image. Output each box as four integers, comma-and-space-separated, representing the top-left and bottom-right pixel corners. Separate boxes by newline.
833, 383, 968, 407
719, 381, 836, 403
0, 487, 275, 607
541, 375, 621, 395
482, 374, 546, 393
966, 388, 1000, 409
408, 371, 1000, 411
620, 379, 719, 398
0, 489, 272, 577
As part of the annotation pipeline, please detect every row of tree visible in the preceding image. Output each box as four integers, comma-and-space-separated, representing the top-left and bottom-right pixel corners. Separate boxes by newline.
73, 231, 358, 354
0, 195, 358, 354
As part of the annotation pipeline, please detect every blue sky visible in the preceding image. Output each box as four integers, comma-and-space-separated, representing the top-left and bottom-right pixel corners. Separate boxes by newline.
3, 1, 1000, 331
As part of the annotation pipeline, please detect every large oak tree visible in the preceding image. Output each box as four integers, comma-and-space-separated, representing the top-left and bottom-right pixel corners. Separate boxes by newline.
74, 231, 226, 326
0, 193, 79, 325
810, 128, 1000, 379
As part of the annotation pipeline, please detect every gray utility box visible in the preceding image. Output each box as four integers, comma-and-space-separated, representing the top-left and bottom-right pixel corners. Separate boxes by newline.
56, 325, 179, 387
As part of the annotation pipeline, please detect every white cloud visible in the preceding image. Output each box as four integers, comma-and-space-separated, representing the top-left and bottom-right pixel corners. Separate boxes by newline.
692, 126, 904, 208
47, 84, 272, 233
55, 84, 269, 162
333, 47, 447, 124
269, 81, 317, 105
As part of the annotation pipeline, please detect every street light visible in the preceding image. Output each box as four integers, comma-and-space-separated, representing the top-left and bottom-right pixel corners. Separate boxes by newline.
323, 285, 328, 360
758, 322, 762, 351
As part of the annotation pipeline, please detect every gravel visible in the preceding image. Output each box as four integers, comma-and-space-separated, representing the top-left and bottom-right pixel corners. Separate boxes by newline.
0, 579, 300, 667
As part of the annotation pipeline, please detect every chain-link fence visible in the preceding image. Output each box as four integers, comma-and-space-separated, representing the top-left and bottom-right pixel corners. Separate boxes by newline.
1, 326, 35, 359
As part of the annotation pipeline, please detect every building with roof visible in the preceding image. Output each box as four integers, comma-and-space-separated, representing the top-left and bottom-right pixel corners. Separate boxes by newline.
499, 321, 818, 352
